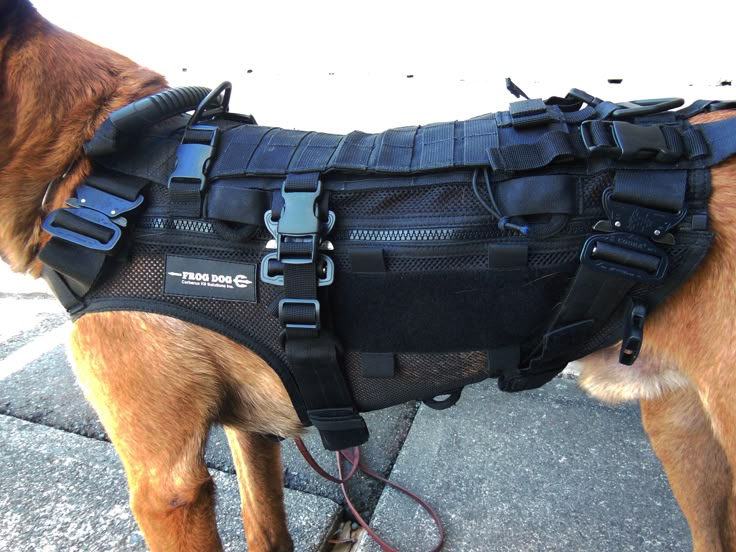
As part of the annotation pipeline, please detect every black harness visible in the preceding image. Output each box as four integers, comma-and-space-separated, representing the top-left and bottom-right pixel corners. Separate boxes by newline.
39, 84, 736, 450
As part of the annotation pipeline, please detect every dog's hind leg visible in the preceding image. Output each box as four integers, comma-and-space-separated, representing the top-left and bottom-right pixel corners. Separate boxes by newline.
641, 386, 736, 552
69, 312, 224, 551
224, 427, 294, 552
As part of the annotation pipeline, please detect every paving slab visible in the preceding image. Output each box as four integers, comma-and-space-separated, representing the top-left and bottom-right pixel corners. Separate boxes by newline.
206, 403, 416, 518
0, 345, 106, 440
0, 339, 415, 517
0, 414, 340, 551
356, 378, 691, 552
0, 294, 66, 360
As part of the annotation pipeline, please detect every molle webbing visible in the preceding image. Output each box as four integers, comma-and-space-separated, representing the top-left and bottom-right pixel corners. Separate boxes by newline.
40, 85, 736, 451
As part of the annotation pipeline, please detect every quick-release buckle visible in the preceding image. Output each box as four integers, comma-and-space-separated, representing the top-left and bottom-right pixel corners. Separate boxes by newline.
42, 207, 122, 251
264, 180, 336, 265
620, 302, 647, 366
69, 183, 144, 219
167, 125, 219, 193
580, 233, 668, 282
581, 120, 681, 162
601, 187, 687, 241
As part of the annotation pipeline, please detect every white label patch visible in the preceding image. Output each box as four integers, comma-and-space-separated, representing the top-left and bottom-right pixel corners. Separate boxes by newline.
164, 256, 257, 302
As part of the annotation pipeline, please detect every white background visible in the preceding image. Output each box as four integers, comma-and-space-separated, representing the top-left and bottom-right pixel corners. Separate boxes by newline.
30, 0, 734, 134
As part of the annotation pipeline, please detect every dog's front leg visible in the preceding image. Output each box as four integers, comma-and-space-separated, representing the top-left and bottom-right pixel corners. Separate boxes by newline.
225, 427, 293, 552
641, 387, 736, 551
70, 312, 224, 551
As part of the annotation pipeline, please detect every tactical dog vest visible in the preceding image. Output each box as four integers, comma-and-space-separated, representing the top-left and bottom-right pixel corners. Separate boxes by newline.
40, 84, 736, 450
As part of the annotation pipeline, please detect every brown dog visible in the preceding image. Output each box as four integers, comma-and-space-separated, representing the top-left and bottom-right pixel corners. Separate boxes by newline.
1, 1, 735, 551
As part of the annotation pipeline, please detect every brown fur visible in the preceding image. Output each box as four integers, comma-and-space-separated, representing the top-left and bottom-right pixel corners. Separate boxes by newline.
1, 1, 735, 550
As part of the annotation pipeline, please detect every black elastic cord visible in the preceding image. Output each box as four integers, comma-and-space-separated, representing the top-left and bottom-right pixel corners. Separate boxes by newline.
472, 169, 529, 235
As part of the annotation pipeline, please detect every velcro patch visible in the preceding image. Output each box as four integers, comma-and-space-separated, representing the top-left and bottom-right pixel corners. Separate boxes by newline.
164, 256, 257, 303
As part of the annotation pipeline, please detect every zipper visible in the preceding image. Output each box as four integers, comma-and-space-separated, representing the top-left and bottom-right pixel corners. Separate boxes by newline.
333, 226, 506, 243
137, 216, 217, 234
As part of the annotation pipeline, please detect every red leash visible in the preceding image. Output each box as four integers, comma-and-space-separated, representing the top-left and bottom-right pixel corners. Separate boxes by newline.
294, 438, 445, 551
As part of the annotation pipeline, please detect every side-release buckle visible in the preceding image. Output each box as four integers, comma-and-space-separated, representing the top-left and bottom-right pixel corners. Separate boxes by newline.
580, 233, 668, 282
581, 120, 682, 162
620, 302, 646, 365
167, 125, 220, 194
265, 180, 336, 265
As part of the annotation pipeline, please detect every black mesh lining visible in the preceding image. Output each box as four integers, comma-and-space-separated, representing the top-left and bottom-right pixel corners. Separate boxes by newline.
78, 148, 712, 421
330, 182, 485, 221
344, 351, 489, 411
87, 241, 288, 371
582, 171, 614, 210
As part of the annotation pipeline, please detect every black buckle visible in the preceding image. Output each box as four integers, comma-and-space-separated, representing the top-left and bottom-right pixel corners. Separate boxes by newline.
620, 302, 646, 365
42, 207, 121, 251
581, 120, 681, 162
580, 233, 668, 282
278, 298, 321, 332
264, 180, 335, 265
611, 97, 684, 119
260, 252, 335, 287
167, 125, 219, 194
602, 188, 687, 241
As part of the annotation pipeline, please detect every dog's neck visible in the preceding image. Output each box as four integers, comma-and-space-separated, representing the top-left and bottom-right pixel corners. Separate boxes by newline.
0, 0, 166, 275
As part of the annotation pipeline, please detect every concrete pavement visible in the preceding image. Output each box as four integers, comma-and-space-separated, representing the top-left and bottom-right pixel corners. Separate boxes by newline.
0, 263, 691, 551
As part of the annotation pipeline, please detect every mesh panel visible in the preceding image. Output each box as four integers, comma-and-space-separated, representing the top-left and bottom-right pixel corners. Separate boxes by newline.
146, 181, 170, 206
89, 242, 288, 367
582, 171, 614, 209
344, 351, 489, 411
385, 254, 489, 272
528, 248, 579, 268
331, 182, 486, 219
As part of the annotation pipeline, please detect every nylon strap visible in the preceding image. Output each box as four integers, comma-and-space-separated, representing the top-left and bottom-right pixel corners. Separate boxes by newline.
204, 184, 270, 225
503, 262, 636, 392
698, 117, 736, 166
276, 172, 369, 451
39, 171, 149, 306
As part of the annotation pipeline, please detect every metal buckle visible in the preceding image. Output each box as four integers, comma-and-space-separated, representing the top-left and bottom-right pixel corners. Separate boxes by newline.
278, 298, 321, 331
68, 183, 144, 218
620, 302, 646, 366
610, 97, 684, 119
601, 188, 687, 241
260, 252, 335, 287
167, 125, 219, 193
581, 120, 681, 162
580, 233, 668, 282
42, 207, 122, 251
